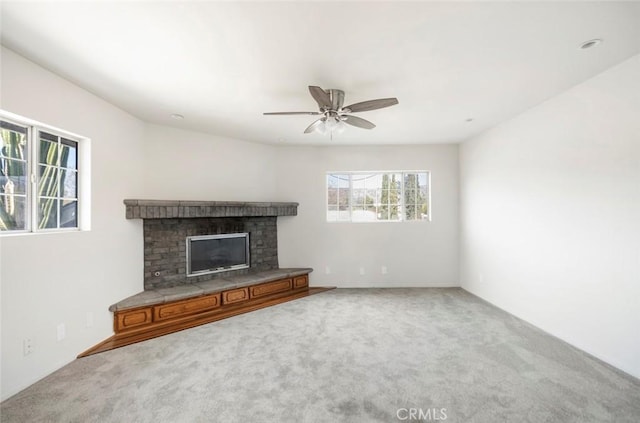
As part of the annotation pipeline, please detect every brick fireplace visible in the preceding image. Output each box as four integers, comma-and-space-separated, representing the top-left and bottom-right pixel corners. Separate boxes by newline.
124, 199, 299, 290
77, 199, 331, 357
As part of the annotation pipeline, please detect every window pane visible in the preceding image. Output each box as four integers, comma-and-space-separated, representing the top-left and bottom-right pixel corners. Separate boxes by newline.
418, 195, 429, 219
352, 188, 366, 206
405, 189, 416, 203
1, 123, 28, 160
39, 138, 59, 166
0, 195, 27, 231
328, 174, 349, 188
39, 165, 60, 197
327, 205, 338, 221
327, 187, 338, 206
328, 174, 350, 214
60, 168, 77, 198
404, 173, 428, 220
351, 174, 368, 190
60, 138, 78, 169
337, 188, 350, 206
417, 173, 429, 219
39, 131, 58, 142
1, 120, 27, 133
352, 206, 377, 222
405, 204, 417, 221
60, 199, 77, 228
1, 159, 28, 194
327, 171, 428, 223
378, 173, 400, 220
38, 198, 58, 229
336, 210, 349, 221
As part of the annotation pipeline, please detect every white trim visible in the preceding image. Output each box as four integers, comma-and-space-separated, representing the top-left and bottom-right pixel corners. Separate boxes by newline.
0, 110, 86, 141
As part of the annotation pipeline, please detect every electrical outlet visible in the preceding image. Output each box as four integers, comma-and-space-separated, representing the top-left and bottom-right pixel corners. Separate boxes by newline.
23, 339, 33, 356
359, 267, 365, 275
57, 323, 66, 341
381, 266, 388, 274
325, 266, 331, 274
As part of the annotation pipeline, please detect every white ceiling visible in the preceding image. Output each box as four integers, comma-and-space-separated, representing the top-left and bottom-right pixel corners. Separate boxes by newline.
2, 1, 640, 146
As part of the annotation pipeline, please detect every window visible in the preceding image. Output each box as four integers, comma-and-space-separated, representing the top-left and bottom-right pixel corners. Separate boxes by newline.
1, 111, 87, 234
327, 171, 430, 222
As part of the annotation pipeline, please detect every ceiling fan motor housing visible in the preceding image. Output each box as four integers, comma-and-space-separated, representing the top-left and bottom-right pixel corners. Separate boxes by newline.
327, 89, 345, 112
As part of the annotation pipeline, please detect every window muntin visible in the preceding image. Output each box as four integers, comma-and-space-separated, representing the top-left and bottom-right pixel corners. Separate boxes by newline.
1, 113, 85, 234
327, 171, 430, 222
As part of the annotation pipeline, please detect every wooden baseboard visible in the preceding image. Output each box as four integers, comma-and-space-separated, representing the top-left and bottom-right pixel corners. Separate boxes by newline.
78, 286, 334, 358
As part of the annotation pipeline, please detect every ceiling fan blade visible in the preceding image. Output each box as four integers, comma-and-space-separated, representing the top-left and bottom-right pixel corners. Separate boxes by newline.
309, 86, 332, 110
304, 118, 324, 134
343, 98, 399, 113
343, 115, 376, 130
263, 111, 321, 115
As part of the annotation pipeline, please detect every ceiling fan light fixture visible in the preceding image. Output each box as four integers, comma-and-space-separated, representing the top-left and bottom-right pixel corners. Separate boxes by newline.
312, 115, 346, 135
315, 117, 329, 135
325, 116, 339, 133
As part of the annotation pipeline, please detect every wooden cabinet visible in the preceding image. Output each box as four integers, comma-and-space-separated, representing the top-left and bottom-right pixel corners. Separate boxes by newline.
153, 293, 220, 322
250, 278, 293, 298
222, 287, 249, 304
112, 273, 308, 336
115, 307, 152, 332
83, 271, 326, 357
293, 274, 308, 289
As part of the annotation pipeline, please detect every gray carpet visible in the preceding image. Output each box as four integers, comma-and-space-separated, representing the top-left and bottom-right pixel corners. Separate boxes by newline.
2, 288, 639, 422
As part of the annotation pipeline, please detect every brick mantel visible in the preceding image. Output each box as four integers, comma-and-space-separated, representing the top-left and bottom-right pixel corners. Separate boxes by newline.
124, 199, 298, 219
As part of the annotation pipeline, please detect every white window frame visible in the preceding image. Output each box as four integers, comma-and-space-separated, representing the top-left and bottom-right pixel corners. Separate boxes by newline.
0, 110, 91, 236
326, 170, 431, 223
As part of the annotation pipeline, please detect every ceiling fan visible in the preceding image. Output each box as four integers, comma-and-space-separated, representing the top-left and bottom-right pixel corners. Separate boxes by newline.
264, 86, 399, 134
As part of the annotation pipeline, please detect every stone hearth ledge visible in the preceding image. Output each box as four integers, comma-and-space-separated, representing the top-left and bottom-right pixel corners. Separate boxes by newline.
109, 268, 313, 311
124, 199, 298, 219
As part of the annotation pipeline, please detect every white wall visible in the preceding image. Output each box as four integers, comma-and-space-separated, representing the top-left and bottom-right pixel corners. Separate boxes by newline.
4, 38, 636, 402
460, 54, 640, 378
142, 124, 278, 201
0, 47, 147, 400
276, 145, 459, 287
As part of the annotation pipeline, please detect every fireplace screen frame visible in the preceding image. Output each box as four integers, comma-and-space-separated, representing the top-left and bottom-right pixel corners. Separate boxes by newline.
186, 232, 250, 277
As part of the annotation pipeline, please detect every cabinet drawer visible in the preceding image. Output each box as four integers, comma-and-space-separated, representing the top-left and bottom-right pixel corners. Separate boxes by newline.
250, 278, 292, 298
222, 287, 249, 305
153, 293, 221, 322
115, 308, 152, 332
293, 275, 308, 289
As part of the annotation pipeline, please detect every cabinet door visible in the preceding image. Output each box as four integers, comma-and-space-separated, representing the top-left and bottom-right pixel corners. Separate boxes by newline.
249, 278, 293, 298
293, 275, 309, 289
223, 287, 249, 305
115, 308, 152, 332
153, 294, 221, 322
